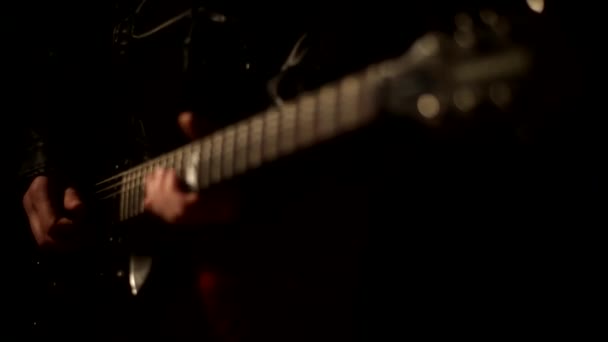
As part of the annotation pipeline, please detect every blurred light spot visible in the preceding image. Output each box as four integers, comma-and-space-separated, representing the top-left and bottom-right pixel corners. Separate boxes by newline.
413, 34, 440, 57
417, 94, 440, 119
526, 0, 544, 13
454, 30, 475, 48
453, 87, 477, 112
480, 10, 499, 27
455, 13, 473, 31
210, 13, 226, 22
489, 83, 512, 107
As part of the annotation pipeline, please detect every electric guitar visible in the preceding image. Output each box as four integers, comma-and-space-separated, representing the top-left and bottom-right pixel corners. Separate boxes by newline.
107, 10, 533, 291
31, 9, 541, 334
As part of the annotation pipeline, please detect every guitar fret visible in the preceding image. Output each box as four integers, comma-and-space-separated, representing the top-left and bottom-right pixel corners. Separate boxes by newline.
317, 84, 338, 140
223, 126, 236, 179
129, 171, 135, 219
279, 103, 297, 155
338, 76, 361, 131
163, 154, 170, 170
180, 149, 186, 172
127, 172, 134, 219
210, 133, 223, 184
184, 143, 201, 190
200, 139, 212, 188
360, 65, 381, 121
128, 170, 136, 219
101, 54, 396, 223
234, 122, 249, 174
136, 171, 142, 217
135, 168, 144, 216
120, 175, 127, 221
297, 95, 316, 147
138, 167, 146, 216
178, 145, 189, 178
124, 172, 131, 220
126, 171, 131, 219
263, 110, 280, 161
249, 116, 263, 168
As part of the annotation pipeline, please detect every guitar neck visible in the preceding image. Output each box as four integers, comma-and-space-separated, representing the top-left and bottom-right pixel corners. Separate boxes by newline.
94, 23, 533, 224
96, 61, 388, 222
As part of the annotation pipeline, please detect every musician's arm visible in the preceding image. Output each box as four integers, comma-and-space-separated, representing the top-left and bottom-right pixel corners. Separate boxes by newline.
14, 9, 78, 195
16, 97, 81, 193
14, 46, 89, 248
18, 127, 49, 191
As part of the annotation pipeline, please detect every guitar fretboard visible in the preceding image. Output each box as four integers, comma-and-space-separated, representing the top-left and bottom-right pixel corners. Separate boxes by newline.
95, 62, 389, 222
93, 26, 532, 223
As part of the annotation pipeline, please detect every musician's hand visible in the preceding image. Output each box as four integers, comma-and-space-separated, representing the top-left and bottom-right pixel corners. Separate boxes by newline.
22, 176, 84, 249
178, 110, 208, 140
143, 111, 237, 225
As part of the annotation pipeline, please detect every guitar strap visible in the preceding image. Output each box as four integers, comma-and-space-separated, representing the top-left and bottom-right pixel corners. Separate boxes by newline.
267, 33, 310, 107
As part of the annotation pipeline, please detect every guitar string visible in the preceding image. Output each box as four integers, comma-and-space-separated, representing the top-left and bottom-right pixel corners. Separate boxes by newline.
94, 156, 163, 186
94, 115, 245, 190
94, 142, 196, 186
94, 97, 362, 196
93, 138, 215, 195
95, 136, 240, 197
92, 63, 368, 187
93, 66, 374, 195
96, 174, 148, 199
96, 167, 185, 199
95, 125, 312, 199
97, 170, 202, 201
98, 184, 142, 201
95, 141, 254, 198
95, 160, 179, 193
95, 126, 360, 199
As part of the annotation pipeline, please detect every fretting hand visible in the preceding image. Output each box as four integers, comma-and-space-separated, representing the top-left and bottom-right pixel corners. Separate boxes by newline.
143, 112, 237, 225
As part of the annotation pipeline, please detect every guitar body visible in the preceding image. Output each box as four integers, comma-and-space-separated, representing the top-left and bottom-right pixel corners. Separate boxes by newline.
28, 213, 217, 339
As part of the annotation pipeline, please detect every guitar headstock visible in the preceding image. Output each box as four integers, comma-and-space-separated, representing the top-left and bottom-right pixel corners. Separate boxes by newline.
382, 9, 532, 125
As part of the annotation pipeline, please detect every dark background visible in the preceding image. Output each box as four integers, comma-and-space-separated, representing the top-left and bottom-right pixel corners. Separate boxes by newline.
1, 0, 601, 340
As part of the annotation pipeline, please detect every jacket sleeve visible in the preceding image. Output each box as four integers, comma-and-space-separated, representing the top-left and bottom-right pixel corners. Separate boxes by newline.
10, 3, 57, 195
18, 127, 54, 193
15, 53, 66, 195
13, 2, 92, 195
